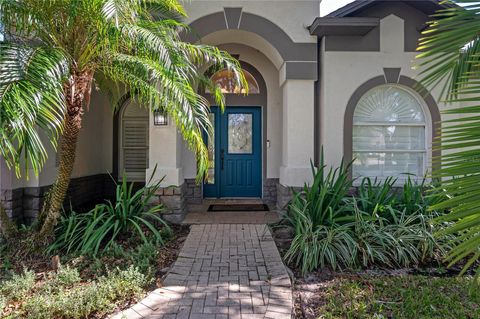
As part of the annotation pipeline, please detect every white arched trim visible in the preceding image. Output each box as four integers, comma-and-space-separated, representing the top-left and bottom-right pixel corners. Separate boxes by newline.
351, 84, 433, 182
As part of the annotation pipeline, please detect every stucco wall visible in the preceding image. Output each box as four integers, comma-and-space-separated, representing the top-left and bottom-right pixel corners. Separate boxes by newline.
183, 0, 319, 44
7, 89, 114, 190
320, 14, 461, 170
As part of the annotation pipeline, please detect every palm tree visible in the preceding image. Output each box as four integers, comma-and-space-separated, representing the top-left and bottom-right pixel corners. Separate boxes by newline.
417, 0, 480, 277
0, 0, 246, 240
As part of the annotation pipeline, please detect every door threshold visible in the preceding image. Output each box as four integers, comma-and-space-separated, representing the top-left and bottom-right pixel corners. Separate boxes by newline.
203, 198, 264, 205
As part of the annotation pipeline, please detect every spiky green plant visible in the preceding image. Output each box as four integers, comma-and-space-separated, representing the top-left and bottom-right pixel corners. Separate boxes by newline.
284, 203, 357, 274
416, 0, 480, 278
286, 151, 354, 229
355, 176, 398, 215
283, 154, 448, 274
0, 0, 246, 240
48, 172, 169, 256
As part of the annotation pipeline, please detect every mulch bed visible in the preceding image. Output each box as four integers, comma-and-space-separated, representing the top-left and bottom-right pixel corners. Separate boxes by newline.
269, 225, 478, 319
0, 224, 190, 318
153, 224, 189, 288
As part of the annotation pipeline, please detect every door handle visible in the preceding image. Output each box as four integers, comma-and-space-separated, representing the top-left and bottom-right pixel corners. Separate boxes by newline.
220, 149, 225, 170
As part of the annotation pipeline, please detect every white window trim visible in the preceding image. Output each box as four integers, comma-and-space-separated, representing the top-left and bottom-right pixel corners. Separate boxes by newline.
352, 84, 433, 185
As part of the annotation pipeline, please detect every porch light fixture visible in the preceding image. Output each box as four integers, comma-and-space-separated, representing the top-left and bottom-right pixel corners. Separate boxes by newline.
153, 109, 168, 126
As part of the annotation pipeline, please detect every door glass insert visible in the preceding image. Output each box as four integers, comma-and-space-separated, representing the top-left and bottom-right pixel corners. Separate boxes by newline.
228, 113, 253, 154
207, 112, 215, 184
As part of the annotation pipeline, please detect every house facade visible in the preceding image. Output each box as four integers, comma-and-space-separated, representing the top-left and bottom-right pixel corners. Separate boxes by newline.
0, 0, 457, 224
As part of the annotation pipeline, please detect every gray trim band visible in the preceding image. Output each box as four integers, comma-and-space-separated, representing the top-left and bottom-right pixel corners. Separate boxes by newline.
183, 11, 317, 66
284, 61, 317, 80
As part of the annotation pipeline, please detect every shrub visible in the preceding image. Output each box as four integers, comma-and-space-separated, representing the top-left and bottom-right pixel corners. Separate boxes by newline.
352, 207, 443, 268
286, 152, 353, 229
284, 154, 448, 275
355, 176, 398, 215
0, 295, 5, 313
22, 266, 148, 319
49, 171, 170, 256
40, 266, 82, 293
103, 241, 160, 277
284, 204, 356, 274
354, 175, 447, 215
0, 269, 36, 301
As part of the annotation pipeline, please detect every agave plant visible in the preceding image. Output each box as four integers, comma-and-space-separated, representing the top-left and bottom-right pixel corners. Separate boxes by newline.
416, 0, 480, 277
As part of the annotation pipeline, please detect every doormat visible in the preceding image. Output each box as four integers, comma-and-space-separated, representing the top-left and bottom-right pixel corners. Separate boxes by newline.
207, 204, 270, 212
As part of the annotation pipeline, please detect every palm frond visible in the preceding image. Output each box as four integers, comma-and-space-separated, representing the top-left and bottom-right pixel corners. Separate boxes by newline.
417, 0, 480, 279
0, 0, 247, 183
0, 43, 69, 176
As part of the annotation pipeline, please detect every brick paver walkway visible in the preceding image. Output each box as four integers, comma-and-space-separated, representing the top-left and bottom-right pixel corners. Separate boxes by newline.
112, 224, 292, 319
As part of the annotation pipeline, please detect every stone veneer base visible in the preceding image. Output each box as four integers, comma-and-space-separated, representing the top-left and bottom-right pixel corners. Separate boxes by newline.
1, 177, 299, 226
154, 183, 186, 224
277, 183, 302, 212
1, 174, 115, 225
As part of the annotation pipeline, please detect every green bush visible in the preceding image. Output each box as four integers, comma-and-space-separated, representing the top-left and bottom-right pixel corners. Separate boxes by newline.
355, 176, 398, 215
353, 207, 443, 268
286, 152, 353, 229
103, 241, 160, 277
49, 172, 170, 256
40, 266, 82, 293
284, 203, 357, 274
0, 269, 36, 302
22, 266, 148, 319
0, 295, 6, 313
284, 155, 448, 274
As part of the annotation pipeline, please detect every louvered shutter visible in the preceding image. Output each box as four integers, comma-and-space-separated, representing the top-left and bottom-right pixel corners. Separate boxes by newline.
120, 100, 149, 182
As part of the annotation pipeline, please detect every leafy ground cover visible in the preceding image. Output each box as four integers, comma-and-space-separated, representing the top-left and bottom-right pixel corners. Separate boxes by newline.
293, 271, 479, 319
0, 224, 188, 318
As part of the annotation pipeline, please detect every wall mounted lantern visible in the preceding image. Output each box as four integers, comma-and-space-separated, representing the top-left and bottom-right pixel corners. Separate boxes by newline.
153, 109, 168, 126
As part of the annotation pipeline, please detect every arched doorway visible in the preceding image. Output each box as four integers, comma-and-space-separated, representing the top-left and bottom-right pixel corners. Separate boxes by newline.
118, 96, 149, 182
202, 61, 267, 198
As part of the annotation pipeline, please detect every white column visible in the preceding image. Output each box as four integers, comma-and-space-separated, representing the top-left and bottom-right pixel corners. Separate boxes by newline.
146, 113, 184, 186
279, 79, 315, 187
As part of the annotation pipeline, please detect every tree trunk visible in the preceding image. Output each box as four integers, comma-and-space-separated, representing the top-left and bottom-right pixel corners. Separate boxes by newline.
0, 202, 18, 240
38, 70, 93, 240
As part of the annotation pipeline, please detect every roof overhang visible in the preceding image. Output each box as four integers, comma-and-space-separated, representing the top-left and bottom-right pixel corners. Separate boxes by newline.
327, 0, 457, 18
309, 17, 379, 37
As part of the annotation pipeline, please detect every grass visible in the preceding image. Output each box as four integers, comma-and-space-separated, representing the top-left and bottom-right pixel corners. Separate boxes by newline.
316, 275, 479, 319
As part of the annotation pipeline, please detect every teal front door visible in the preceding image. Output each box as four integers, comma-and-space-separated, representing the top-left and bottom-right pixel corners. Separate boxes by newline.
204, 107, 262, 198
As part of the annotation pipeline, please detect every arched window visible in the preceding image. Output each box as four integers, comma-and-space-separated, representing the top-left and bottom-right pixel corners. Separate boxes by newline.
352, 85, 429, 180
208, 69, 260, 94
